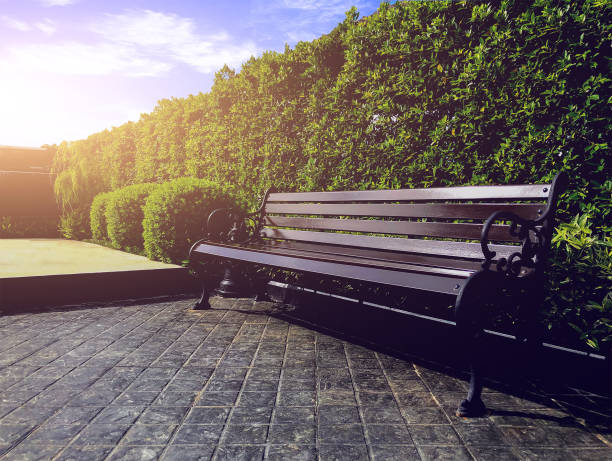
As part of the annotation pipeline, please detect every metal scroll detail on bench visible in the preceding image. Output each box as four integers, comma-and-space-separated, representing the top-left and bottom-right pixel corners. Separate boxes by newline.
204, 188, 273, 244
480, 173, 568, 278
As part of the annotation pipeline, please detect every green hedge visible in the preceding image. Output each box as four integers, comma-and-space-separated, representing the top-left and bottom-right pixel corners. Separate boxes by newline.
142, 177, 238, 263
106, 183, 159, 251
89, 191, 114, 241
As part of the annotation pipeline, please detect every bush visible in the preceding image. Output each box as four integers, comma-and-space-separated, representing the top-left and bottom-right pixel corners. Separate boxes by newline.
143, 177, 238, 263
105, 183, 159, 251
90, 191, 114, 241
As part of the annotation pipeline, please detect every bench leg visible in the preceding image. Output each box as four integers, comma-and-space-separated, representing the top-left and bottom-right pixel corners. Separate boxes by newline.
454, 270, 493, 417
193, 276, 211, 310
191, 259, 212, 310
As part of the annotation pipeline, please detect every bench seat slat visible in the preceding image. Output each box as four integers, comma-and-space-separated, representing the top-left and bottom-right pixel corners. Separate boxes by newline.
264, 216, 519, 242
268, 183, 550, 202
192, 242, 467, 295
265, 203, 543, 220
260, 228, 519, 260
247, 240, 516, 273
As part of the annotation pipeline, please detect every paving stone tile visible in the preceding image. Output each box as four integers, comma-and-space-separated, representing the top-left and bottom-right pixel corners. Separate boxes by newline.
401, 406, 450, 424
278, 390, 315, 406
24, 424, 84, 444
243, 379, 279, 392
114, 391, 161, 405
1, 443, 63, 461
408, 425, 462, 446
273, 406, 315, 425
196, 392, 238, 406
154, 391, 198, 406
222, 424, 269, 444
93, 406, 145, 424
128, 379, 170, 392
237, 391, 276, 407
55, 444, 114, 461
230, 405, 273, 424
185, 407, 231, 425
469, 446, 521, 461
318, 444, 369, 461
107, 445, 165, 460
499, 426, 568, 447
366, 424, 412, 444
161, 444, 215, 460
268, 423, 315, 444
173, 425, 223, 445
121, 424, 177, 445
68, 388, 122, 406
318, 424, 365, 444
45, 406, 103, 427
395, 391, 438, 408
453, 421, 509, 446
370, 444, 420, 461
71, 423, 130, 445
266, 444, 316, 461
0, 424, 31, 444
417, 445, 473, 461
318, 390, 357, 406
280, 378, 315, 390
361, 405, 404, 424
355, 391, 395, 407
318, 405, 361, 425
0, 404, 57, 424
137, 406, 190, 425
516, 447, 577, 460
214, 444, 265, 461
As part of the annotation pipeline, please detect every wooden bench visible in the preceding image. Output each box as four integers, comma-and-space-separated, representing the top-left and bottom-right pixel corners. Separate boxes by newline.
189, 172, 568, 416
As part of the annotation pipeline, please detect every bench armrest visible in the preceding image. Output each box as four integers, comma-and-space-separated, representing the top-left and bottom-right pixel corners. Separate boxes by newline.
480, 211, 546, 276
205, 208, 261, 243
480, 172, 568, 276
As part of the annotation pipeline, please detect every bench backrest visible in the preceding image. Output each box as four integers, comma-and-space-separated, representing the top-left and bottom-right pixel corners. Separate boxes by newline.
259, 175, 566, 262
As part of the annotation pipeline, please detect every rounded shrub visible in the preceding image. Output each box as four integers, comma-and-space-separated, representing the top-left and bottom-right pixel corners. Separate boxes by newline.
143, 177, 238, 263
106, 183, 159, 251
90, 191, 114, 241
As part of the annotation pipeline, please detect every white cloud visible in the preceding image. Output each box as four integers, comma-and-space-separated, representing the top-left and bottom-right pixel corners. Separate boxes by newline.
93, 10, 259, 74
35, 19, 56, 35
6, 9, 259, 77
2, 15, 32, 32
253, 0, 371, 43
40, 0, 78, 6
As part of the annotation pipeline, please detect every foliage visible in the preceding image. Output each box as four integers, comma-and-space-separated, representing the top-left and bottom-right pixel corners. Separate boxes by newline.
546, 213, 612, 351
105, 183, 159, 252
142, 177, 238, 264
0, 216, 58, 238
50, 0, 611, 351
89, 192, 114, 241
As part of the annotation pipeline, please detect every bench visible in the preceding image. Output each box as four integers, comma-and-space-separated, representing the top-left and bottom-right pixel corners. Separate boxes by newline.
189, 172, 568, 416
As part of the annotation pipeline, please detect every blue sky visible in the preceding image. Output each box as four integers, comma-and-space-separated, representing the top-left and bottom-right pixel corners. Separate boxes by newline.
0, 0, 385, 147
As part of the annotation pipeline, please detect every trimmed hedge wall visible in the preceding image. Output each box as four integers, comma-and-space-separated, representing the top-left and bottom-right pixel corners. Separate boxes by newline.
142, 177, 238, 264
106, 183, 159, 251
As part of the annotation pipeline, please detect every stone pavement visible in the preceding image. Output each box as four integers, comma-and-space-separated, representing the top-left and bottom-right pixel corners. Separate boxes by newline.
0, 296, 609, 461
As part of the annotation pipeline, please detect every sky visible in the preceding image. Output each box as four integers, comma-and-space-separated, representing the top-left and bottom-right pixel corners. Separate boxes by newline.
0, 0, 384, 147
